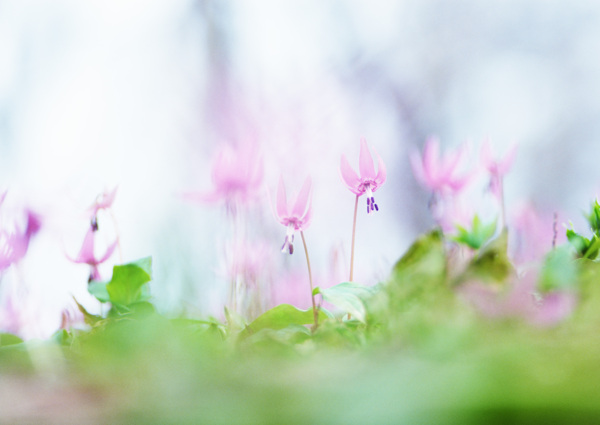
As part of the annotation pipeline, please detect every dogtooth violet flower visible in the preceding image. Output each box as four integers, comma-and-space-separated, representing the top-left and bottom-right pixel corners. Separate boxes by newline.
410, 137, 472, 196
480, 140, 518, 200
275, 176, 312, 255
87, 187, 118, 230
340, 138, 386, 214
0, 201, 41, 271
185, 143, 264, 212
67, 227, 117, 282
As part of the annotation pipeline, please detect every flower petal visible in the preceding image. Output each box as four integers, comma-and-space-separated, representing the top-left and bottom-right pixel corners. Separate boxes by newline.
423, 137, 440, 183
340, 155, 360, 192
358, 138, 376, 179
371, 146, 387, 188
292, 177, 312, 218
276, 176, 288, 219
97, 240, 118, 264
498, 143, 518, 175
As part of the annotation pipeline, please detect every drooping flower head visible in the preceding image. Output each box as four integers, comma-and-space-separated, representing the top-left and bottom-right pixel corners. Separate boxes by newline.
275, 176, 312, 255
480, 140, 518, 200
0, 192, 42, 271
185, 143, 264, 213
87, 187, 118, 230
340, 138, 386, 214
410, 137, 472, 197
67, 227, 117, 282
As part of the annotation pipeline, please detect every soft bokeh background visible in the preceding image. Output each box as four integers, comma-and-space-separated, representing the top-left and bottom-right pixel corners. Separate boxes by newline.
0, 0, 599, 336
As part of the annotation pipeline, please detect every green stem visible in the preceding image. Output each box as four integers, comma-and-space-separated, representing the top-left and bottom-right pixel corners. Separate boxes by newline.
300, 231, 318, 329
349, 194, 359, 282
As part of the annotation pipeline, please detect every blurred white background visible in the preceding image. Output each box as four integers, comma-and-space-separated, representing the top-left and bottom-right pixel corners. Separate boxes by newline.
1, 0, 600, 335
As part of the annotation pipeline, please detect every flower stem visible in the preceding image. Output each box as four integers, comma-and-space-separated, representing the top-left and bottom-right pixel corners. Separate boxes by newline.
349, 194, 359, 282
300, 230, 318, 329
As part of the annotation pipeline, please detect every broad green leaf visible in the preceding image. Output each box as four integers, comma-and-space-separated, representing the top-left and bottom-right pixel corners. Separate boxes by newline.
73, 297, 103, 326
106, 257, 153, 306
88, 281, 110, 303
0, 333, 23, 347
315, 282, 377, 323
246, 304, 326, 333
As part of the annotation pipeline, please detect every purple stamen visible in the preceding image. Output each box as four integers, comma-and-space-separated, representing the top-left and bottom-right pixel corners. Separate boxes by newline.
289, 244, 294, 254
374, 204, 379, 211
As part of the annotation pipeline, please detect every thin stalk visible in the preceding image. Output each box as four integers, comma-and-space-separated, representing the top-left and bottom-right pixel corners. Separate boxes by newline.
300, 230, 318, 329
499, 178, 507, 231
349, 194, 359, 282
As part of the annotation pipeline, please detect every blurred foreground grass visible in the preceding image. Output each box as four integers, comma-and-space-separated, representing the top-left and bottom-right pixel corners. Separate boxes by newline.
2, 232, 600, 424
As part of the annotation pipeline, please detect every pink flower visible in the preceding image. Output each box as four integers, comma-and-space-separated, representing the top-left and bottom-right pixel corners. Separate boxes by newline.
275, 176, 312, 255
67, 227, 117, 282
459, 271, 576, 327
509, 203, 566, 265
185, 143, 264, 211
340, 138, 386, 214
0, 209, 41, 271
88, 187, 118, 218
410, 136, 471, 196
480, 140, 518, 199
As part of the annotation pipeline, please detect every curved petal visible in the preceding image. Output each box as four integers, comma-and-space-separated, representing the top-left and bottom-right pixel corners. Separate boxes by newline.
67, 228, 95, 264
358, 138, 376, 179
292, 177, 312, 218
340, 155, 360, 192
276, 176, 288, 219
371, 146, 387, 188
480, 139, 494, 170
97, 240, 118, 264
300, 194, 313, 230
498, 143, 518, 175
423, 137, 440, 182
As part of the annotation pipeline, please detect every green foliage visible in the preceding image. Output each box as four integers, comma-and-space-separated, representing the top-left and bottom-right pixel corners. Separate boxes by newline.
105, 256, 152, 306
245, 304, 327, 334
453, 215, 497, 249
567, 201, 600, 259
538, 246, 577, 292
6, 218, 600, 423
314, 282, 377, 323
458, 229, 513, 284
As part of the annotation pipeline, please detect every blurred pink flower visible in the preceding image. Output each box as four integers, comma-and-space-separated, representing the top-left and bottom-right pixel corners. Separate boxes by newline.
185, 143, 264, 212
509, 203, 566, 265
340, 138, 386, 214
410, 136, 471, 196
88, 187, 118, 218
0, 209, 41, 271
275, 176, 312, 255
459, 271, 576, 327
480, 140, 518, 199
67, 227, 117, 282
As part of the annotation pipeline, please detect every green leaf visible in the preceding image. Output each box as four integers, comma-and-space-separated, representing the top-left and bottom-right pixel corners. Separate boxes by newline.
73, 297, 103, 326
460, 229, 512, 283
106, 257, 153, 306
538, 246, 577, 292
452, 215, 497, 249
0, 333, 23, 347
586, 199, 600, 234
246, 304, 326, 333
88, 281, 110, 303
315, 282, 377, 323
